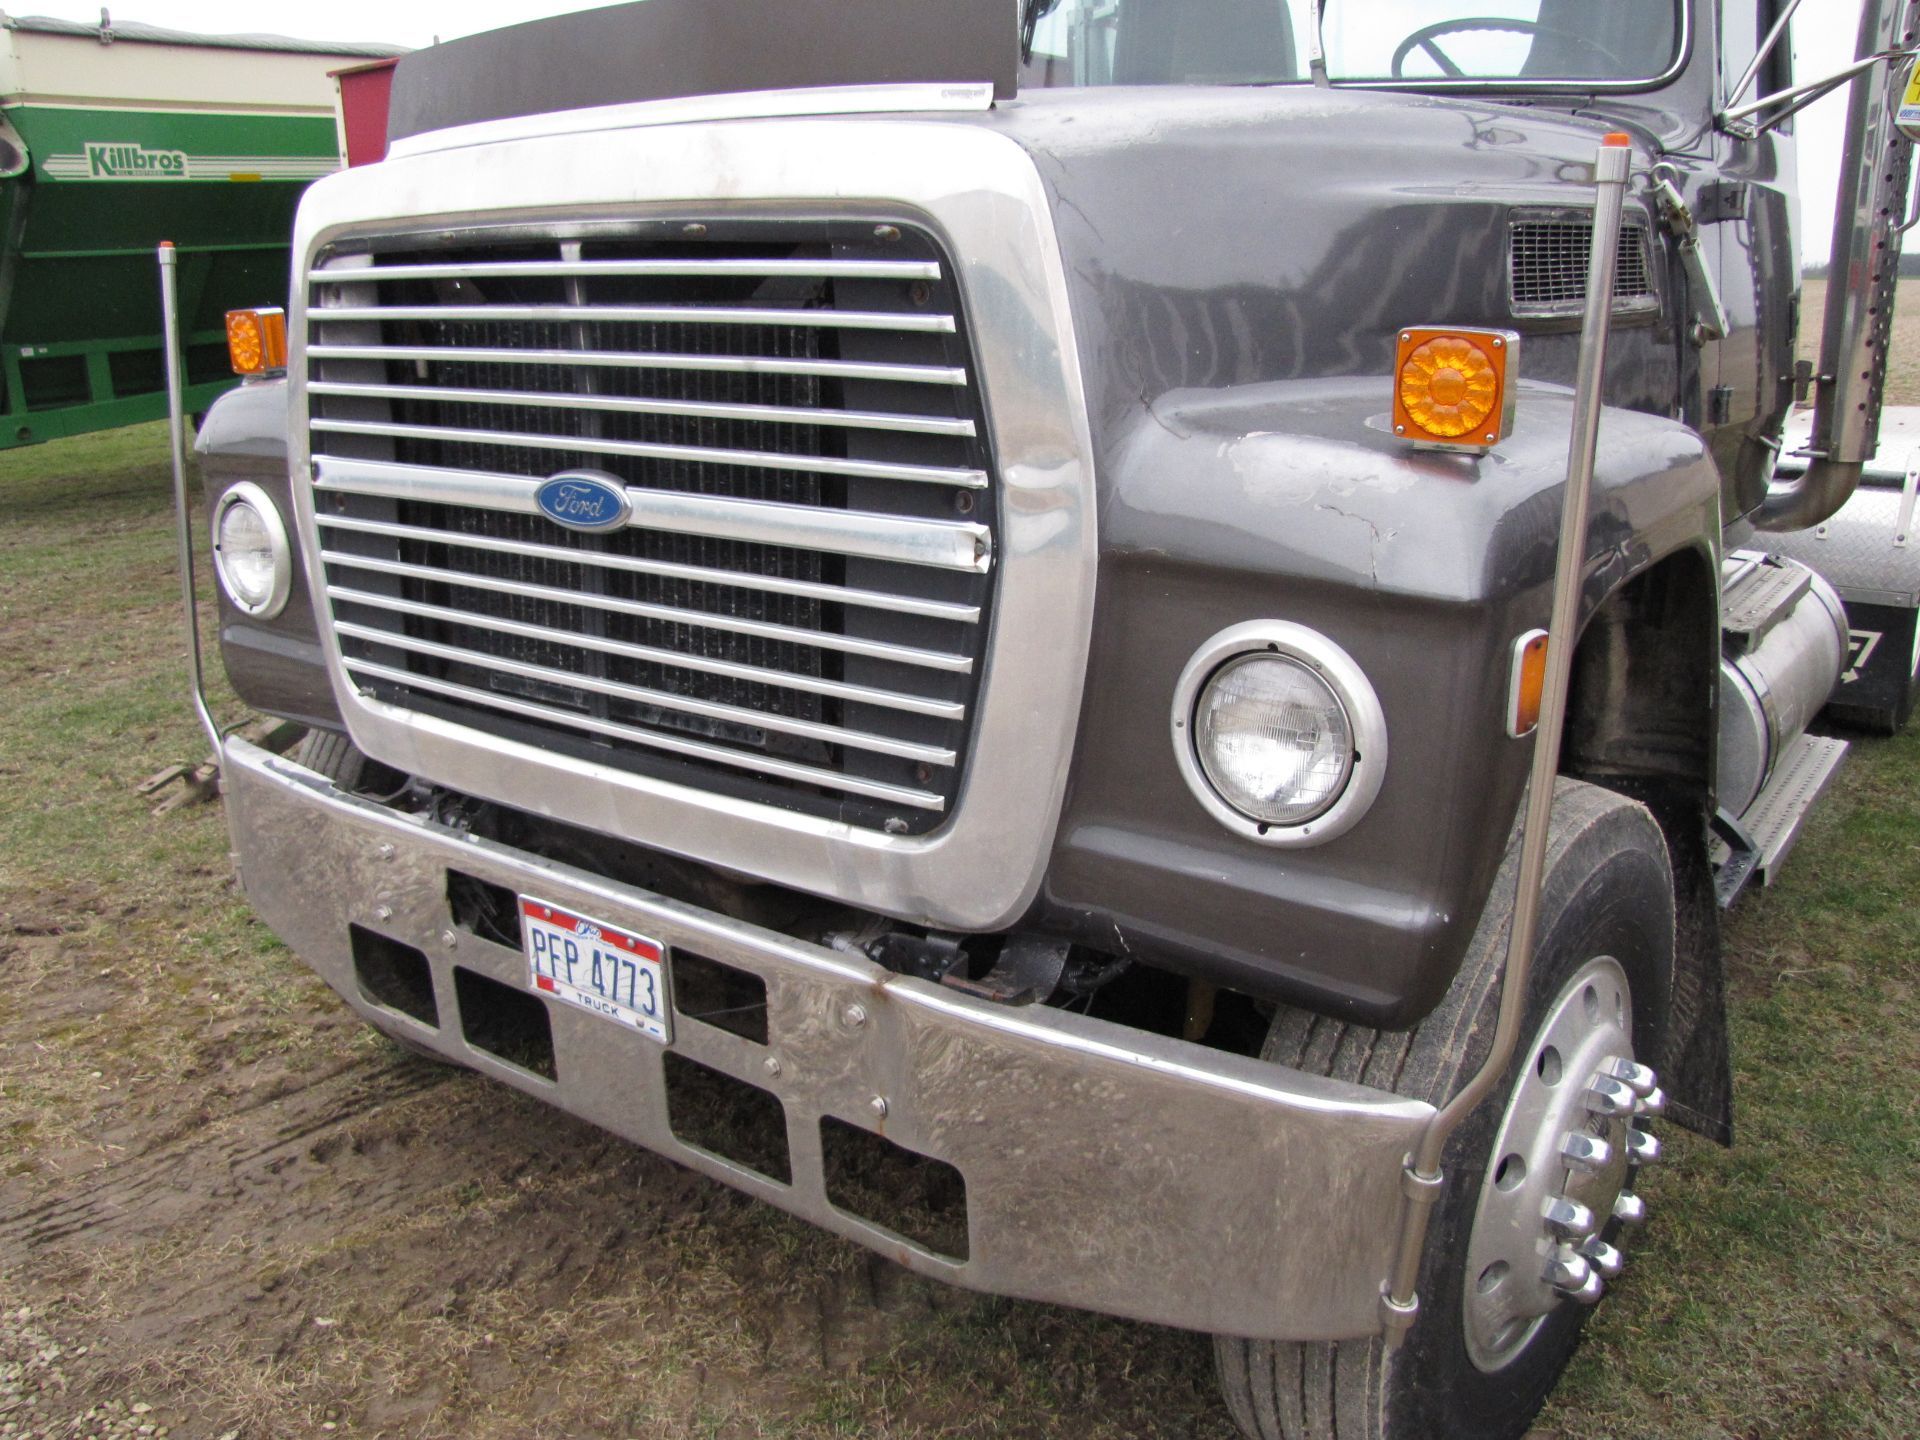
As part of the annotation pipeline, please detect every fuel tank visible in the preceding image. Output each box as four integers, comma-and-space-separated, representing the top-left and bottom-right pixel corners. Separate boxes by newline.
1716, 552, 1849, 818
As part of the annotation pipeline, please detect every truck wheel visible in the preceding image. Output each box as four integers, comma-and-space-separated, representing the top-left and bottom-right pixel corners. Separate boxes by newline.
1214, 779, 1674, 1440
295, 728, 405, 797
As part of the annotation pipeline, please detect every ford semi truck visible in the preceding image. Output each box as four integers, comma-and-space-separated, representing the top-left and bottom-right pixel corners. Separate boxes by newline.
182, 2, 1916, 1435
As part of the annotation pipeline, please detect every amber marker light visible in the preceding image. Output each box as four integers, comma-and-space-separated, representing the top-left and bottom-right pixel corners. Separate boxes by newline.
226, 307, 287, 376
1507, 629, 1550, 738
1392, 325, 1520, 454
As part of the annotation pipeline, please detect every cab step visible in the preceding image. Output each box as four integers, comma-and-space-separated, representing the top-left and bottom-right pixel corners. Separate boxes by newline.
1710, 732, 1849, 906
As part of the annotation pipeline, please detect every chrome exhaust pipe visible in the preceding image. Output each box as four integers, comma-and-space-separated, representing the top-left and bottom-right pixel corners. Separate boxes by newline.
1755, 456, 1862, 532
1755, 0, 1917, 531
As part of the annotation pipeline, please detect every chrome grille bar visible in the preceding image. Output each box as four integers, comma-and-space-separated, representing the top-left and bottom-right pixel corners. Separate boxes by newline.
311, 257, 943, 283
315, 513, 981, 623
309, 416, 990, 489
307, 343, 968, 387
310, 302, 957, 334
309, 379, 977, 438
320, 549, 976, 673
326, 585, 966, 720
334, 621, 957, 766
342, 657, 948, 812
311, 456, 992, 572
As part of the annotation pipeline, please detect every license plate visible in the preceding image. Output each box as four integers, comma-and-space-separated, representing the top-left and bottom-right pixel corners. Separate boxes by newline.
520, 896, 671, 1044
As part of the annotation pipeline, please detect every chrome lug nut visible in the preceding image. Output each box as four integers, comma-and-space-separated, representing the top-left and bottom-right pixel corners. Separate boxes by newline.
1612, 1191, 1648, 1226
1542, 1196, 1598, 1238
1624, 1128, 1662, 1165
1546, 1245, 1604, 1304
1585, 1074, 1638, 1117
1562, 1132, 1614, 1171
1605, 1056, 1659, 1097
1580, 1236, 1625, 1278
1634, 1085, 1666, 1118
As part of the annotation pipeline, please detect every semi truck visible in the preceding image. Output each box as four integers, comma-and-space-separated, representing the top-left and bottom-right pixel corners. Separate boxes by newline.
182, 2, 1917, 1435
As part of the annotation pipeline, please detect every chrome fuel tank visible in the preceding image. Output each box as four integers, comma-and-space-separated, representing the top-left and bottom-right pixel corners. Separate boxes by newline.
1717, 552, 1850, 817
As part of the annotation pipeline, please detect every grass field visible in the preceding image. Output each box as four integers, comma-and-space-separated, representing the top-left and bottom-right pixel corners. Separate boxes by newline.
0, 285, 1916, 1438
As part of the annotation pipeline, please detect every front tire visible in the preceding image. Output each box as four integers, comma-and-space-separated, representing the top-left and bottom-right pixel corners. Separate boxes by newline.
1216, 779, 1674, 1440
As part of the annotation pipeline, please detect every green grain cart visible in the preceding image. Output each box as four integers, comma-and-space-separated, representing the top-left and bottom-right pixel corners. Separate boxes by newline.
0, 14, 400, 447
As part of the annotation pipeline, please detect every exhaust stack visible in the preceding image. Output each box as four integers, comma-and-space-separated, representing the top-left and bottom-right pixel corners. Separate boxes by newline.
1757, 0, 1919, 531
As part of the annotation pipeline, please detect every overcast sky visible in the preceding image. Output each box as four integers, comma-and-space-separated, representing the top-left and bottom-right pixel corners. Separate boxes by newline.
11, 1, 1859, 265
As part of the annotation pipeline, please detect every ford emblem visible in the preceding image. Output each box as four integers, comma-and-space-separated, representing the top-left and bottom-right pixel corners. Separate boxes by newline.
535, 470, 632, 533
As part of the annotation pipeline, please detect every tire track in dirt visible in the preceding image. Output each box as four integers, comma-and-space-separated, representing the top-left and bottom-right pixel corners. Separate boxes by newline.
0, 1055, 456, 1251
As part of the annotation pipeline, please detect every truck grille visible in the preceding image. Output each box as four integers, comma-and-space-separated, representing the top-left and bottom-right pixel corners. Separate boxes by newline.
1508, 214, 1656, 317
303, 221, 995, 832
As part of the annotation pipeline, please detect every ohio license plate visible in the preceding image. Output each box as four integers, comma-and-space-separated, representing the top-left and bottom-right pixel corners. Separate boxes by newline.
520, 897, 671, 1044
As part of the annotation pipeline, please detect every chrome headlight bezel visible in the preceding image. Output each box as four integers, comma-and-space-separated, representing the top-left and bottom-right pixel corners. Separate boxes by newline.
1170, 620, 1388, 847
211, 480, 293, 620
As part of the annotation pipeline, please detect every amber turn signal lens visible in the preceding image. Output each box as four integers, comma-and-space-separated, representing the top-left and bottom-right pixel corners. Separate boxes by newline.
1507, 629, 1550, 738
226, 307, 287, 376
1392, 326, 1519, 452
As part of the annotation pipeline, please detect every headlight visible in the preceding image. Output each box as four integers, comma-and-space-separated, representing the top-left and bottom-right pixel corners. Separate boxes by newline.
211, 482, 292, 619
1197, 655, 1352, 824
1171, 621, 1388, 846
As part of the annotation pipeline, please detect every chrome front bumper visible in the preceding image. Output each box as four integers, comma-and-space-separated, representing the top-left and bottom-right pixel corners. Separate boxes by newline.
222, 735, 1432, 1341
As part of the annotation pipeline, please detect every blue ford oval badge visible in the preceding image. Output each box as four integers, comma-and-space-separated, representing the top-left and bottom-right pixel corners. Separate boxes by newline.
535, 470, 631, 532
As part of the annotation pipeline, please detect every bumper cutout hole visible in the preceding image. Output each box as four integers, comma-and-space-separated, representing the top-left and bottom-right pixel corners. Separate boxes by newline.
663, 1052, 791, 1184
454, 965, 556, 1080
670, 949, 769, 1045
446, 868, 523, 949
349, 925, 438, 1027
821, 1116, 969, 1261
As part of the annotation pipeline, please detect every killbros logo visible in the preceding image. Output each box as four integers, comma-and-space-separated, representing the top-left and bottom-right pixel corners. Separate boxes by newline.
85, 142, 187, 178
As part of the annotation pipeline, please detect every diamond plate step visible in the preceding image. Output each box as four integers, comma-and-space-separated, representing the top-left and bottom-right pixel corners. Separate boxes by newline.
1743, 733, 1849, 887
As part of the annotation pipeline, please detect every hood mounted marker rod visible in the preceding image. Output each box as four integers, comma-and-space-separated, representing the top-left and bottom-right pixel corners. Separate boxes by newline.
1377, 134, 1632, 1345
159, 241, 224, 760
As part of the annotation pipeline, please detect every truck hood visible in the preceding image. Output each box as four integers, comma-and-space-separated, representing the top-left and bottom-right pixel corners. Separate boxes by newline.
974, 85, 1663, 429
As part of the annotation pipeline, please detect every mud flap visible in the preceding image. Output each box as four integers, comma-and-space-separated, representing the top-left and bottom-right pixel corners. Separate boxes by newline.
1655, 813, 1734, 1146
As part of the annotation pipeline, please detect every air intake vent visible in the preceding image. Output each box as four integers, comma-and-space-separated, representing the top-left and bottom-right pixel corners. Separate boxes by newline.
1508, 213, 1657, 318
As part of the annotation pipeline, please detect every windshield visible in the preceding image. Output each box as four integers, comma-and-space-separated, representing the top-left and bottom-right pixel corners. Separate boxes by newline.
1023, 0, 1682, 87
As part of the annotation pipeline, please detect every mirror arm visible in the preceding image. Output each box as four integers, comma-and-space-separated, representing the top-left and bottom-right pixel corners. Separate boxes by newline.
1721, 50, 1910, 133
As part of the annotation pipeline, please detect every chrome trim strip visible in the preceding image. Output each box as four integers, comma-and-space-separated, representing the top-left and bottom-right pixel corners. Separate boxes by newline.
224, 735, 1428, 1339
325, 584, 967, 720
385, 82, 998, 161
340, 659, 948, 810
307, 343, 969, 388
314, 513, 982, 623
291, 117, 1101, 930
311, 455, 993, 572
310, 257, 943, 284
310, 301, 957, 334
308, 416, 990, 490
308, 379, 978, 438
320, 550, 977, 673
333, 620, 957, 766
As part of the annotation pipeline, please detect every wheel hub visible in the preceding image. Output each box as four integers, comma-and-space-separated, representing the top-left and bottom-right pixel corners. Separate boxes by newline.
1461, 955, 1662, 1373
